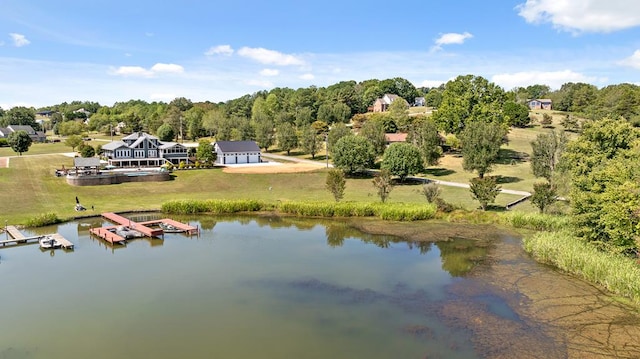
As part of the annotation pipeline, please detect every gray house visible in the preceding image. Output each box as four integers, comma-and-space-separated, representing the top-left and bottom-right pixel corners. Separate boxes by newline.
102, 132, 188, 167
0, 125, 46, 143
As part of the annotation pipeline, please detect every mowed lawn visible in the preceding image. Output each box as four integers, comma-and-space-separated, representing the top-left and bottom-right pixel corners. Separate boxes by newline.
0, 154, 526, 225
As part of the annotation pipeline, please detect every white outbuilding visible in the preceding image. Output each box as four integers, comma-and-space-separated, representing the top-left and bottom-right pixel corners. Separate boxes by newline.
214, 140, 262, 165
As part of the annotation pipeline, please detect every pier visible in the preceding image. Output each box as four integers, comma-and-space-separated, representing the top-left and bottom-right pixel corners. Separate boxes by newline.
0, 226, 74, 249
89, 212, 198, 245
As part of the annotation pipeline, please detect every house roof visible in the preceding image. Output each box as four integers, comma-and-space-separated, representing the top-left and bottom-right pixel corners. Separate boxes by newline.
215, 140, 260, 153
74, 157, 101, 168
122, 132, 159, 141
384, 133, 408, 143
8, 125, 36, 134
102, 141, 127, 150
159, 142, 185, 150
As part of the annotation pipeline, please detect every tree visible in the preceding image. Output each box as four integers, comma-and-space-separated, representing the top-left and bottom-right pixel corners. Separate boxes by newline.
327, 123, 351, 153
332, 135, 375, 174
2, 106, 38, 129
64, 135, 83, 152
7, 130, 32, 156
469, 176, 501, 211
79, 144, 95, 158
530, 130, 567, 183
372, 169, 394, 203
325, 168, 346, 202
300, 125, 321, 159
254, 119, 275, 151
540, 113, 553, 127
433, 75, 507, 133
57, 120, 86, 136
530, 182, 557, 214
503, 101, 531, 127
196, 139, 216, 166
359, 119, 387, 156
156, 123, 175, 142
381, 142, 424, 182
459, 121, 506, 178
421, 182, 441, 203
387, 97, 410, 131
276, 122, 298, 155
408, 118, 443, 167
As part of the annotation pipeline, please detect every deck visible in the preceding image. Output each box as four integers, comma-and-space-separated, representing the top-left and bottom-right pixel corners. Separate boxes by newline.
89, 227, 127, 245
139, 218, 199, 235
101, 212, 164, 237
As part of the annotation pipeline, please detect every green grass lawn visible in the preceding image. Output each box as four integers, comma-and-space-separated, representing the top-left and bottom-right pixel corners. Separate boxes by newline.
0, 154, 527, 225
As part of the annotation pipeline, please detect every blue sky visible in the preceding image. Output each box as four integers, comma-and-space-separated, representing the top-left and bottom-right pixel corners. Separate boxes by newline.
2, 0, 640, 109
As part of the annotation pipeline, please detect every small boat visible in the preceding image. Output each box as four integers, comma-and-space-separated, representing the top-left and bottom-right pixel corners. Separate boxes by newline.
115, 226, 143, 239
159, 222, 183, 233
39, 236, 61, 249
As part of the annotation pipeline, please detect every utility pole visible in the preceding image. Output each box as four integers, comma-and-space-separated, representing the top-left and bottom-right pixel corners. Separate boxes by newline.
110, 124, 113, 142
180, 116, 183, 144
325, 132, 329, 168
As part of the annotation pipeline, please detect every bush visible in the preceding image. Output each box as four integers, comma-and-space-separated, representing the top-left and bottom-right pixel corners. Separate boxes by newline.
498, 211, 570, 231
421, 182, 441, 203
0, 138, 8, 147
25, 212, 62, 227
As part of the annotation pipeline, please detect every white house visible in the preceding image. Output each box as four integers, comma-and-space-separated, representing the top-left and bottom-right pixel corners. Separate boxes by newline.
214, 141, 261, 165
102, 132, 188, 167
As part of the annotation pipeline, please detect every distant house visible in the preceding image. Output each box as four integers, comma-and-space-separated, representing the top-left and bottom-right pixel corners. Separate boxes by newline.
373, 94, 401, 112
528, 99, 552, 110
214, 141, 261, 165
36, 110, 55, 117
101, 131, 188, 167
0, 125, 46, 143
384, 133, 408, 146
414, 97, 426, 107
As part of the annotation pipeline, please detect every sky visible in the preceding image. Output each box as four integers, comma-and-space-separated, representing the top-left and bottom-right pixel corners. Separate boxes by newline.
2, 0, 640, 109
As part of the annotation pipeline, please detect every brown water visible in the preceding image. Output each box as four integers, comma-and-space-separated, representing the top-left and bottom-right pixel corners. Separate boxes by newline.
0, 215, 639, 359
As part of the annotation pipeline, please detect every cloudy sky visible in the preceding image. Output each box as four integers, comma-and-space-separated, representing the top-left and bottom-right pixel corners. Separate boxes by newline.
1, 0, 640, 109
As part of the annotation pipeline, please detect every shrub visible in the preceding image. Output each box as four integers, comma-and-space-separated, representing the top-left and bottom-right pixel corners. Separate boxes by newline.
498, 211, 570, 231
25, 212, 62, 227
421, 182, 441, 203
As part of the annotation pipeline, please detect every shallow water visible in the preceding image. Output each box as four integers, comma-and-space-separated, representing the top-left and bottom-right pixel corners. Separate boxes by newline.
0, 215, 638, 358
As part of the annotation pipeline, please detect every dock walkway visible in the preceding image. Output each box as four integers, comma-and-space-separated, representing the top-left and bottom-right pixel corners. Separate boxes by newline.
101, 212, 163, 237
88, 227, 126, 245
0, 226, 73, 249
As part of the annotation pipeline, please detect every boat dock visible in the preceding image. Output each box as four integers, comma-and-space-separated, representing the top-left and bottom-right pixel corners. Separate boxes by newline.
0, 226, 74, 249
89, 212, 198, 245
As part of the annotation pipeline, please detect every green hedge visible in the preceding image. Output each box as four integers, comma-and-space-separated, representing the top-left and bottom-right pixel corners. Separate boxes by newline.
25, 212, 62, 227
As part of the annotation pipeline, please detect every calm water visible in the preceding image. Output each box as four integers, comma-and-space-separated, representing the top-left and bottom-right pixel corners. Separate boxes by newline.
0, 215, 508, 359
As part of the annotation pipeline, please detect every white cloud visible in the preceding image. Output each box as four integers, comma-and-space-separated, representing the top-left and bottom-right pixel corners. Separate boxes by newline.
260, 68, 279, 76
112, 66, 153, 77
299, 73, 315, 80
516, 0, 640, 33
111, 63, 184, 77
9, 33, 30, 47
237, 47, 304, 66
619, 50, 640, 69
205, 45, 234, 56
434, 32, 473, 46
150, 63, 184, 74
491, 70, 599, 90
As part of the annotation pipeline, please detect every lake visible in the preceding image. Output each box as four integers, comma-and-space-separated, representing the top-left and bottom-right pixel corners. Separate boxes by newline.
1, 214, 639, 358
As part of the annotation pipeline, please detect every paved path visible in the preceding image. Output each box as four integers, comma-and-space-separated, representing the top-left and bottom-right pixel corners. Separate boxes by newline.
262, 153, 333, 168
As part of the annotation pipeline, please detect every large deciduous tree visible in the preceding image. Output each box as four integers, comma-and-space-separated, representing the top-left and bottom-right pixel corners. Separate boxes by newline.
156, 123, 175, 142
64, 135, 83, 152
7, 130, 32, 156
459, 121, 506, 178
300, 125, 321, 159
332, 135, 375, 174
254, 119, 275, 151
433, 75, 507, 133
196, 139, 216, 166
503, 101, 531, 128
530, 130, 567, 183
2, 107, 38, 129
408, 117, 443, 167
327, 123, 351, 153
381, 142, 424, 182
276, 122, 298, 155
359, 119, 387, 156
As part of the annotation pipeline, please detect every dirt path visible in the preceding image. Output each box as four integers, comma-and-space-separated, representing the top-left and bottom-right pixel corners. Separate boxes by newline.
0, 157, 7, 168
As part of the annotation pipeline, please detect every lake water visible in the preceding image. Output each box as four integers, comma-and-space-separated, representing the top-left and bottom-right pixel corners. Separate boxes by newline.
0, 215, 549, 358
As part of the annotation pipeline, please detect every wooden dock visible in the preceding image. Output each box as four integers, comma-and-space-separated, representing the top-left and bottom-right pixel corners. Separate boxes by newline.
101, 212, 164, 237
0, 226, 73, 249
139, 218, 199, 235
89, 227, 127, 245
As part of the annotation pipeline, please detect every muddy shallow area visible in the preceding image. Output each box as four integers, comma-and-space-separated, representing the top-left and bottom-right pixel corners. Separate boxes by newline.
352, 218, 640, 358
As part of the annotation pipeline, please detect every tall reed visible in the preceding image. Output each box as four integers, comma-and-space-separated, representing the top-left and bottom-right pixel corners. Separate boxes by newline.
523, 231, 640, 303
499, 211, 570, 231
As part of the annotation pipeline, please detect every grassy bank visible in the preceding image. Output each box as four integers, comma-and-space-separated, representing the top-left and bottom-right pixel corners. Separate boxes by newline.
523, 231, 640, 304
162, 199, 438, 221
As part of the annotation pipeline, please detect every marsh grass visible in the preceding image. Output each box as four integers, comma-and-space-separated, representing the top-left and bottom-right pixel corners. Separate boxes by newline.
24, 212, 62, 227
524, 231, 640, 304
498, 211, 570, 231
163, 199, 437, 221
